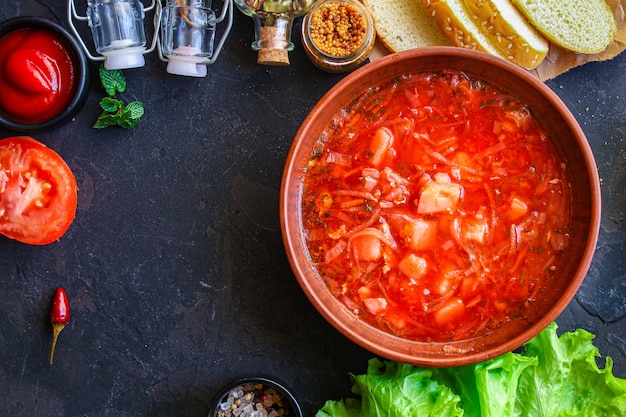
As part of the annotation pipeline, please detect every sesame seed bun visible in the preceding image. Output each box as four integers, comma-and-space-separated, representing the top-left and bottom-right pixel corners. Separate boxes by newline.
419, 0, 508, 58
464, 0, 549, 69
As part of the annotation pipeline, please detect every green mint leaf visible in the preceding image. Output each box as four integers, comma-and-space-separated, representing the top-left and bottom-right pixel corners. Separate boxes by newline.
125, 101, 145, 119
99, 97, 124, 113
93, 112, 119, 129
113, 104, 143, 129
99, 66, 127, 96
117, 115, 142, 130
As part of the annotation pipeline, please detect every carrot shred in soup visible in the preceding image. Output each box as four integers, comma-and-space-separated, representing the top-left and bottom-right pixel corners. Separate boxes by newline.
301, 70, 572, 342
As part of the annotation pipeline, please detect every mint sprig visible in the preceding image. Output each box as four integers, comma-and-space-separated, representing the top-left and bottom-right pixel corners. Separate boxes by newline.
93, 66, 144, 130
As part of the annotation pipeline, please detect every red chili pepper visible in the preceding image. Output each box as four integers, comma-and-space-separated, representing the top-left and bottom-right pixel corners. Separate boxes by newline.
49, 287, 70, 365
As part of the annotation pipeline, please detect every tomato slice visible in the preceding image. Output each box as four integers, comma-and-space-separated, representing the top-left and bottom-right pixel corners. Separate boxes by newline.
0, 136, 77, 245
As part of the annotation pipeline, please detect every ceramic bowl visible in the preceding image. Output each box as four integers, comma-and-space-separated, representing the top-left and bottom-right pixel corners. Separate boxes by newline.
280, 47, 601, 367
207, 377, 303, 417
0, 16, 90, 132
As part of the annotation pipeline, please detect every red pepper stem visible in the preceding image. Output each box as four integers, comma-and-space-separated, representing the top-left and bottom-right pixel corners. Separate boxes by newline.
49, 288, 70, 365
49, 322, 66, 365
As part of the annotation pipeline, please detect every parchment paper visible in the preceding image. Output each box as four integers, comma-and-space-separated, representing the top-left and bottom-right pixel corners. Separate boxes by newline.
370, 0, 626, 81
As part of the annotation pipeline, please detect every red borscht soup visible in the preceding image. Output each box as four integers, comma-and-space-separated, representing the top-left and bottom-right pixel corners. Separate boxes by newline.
301, 70, 572, 342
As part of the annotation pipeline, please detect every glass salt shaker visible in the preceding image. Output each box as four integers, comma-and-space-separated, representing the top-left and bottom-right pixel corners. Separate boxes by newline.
68, 0, 159, 69
158, 0, 233, 76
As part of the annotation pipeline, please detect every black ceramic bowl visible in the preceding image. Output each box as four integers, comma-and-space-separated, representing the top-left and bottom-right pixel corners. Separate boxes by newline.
208, 377, 303, 417
0, 16, 90, 132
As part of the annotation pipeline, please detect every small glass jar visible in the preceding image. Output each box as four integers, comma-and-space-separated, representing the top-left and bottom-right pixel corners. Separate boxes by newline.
85, 0, 148, 69
235, 0, 317, 66
301, 0, 375, 73
160, 0, 217, 77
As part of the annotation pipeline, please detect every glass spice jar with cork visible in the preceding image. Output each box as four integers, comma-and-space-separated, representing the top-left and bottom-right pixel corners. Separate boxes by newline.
301, 0, 375, 73
235, 0, 317, 66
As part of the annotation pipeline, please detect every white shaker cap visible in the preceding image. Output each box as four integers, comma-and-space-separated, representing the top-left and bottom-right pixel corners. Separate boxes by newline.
102, 46, 146, 70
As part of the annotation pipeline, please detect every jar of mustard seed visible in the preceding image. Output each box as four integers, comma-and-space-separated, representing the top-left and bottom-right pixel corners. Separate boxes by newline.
301, 0, 375, 73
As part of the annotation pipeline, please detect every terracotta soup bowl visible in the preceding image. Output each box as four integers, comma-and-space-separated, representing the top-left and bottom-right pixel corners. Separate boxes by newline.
280, 47, 601, 367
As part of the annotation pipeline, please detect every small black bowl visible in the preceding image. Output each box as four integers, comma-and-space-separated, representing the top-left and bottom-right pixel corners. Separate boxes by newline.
208, 377, 303, 417
0, 16, 90, 132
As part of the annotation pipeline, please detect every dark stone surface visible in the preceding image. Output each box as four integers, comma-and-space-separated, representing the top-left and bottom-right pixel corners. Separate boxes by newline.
0, 1, 624, 416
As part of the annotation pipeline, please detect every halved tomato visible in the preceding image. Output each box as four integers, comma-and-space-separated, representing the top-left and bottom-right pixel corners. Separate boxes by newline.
0, 136, 77, 245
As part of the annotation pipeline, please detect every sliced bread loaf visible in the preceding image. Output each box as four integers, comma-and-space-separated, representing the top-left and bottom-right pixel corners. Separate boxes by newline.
363, 0, 451, 53
464, 0, 549, 69
511, 0, 616, 54
419, 0, 508, 58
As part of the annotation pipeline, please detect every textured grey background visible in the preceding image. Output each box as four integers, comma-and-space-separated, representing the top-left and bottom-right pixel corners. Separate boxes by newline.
0, 1, 624, 416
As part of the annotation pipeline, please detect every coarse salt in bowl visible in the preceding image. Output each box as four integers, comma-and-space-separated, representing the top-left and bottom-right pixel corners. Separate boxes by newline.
208, 377, 303, 417
280, 47, 601, 367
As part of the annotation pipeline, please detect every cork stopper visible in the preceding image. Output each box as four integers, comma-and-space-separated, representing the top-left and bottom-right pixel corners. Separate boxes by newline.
258, 48, 290, 66
257, 26, 290, 66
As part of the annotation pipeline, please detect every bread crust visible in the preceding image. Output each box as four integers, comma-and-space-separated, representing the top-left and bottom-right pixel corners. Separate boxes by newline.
464, 0, 548, 69
363, 0, 451, 53
511, 0, 617, 54
419, 0, 506, 58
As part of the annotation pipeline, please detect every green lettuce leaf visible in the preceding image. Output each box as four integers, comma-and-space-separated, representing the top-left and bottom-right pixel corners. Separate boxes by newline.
317, 323, 626, 417
429, 352, 537, 417
516, 324, 626, 416
317, 359, 463, 417
317, 398, 361, 417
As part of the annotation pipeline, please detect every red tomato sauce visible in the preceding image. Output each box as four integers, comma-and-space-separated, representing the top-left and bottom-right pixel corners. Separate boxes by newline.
301, 70, 573, 342
0, 27, 77, 124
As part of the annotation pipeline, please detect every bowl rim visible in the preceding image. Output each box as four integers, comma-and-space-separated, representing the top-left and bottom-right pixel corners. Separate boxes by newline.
0, 16, 91, 132
207, 376, 303, 417
280, 46, 602, 367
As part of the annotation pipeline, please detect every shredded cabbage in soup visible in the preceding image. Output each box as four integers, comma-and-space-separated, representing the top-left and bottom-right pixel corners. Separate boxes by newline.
302, 70, 572, 342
